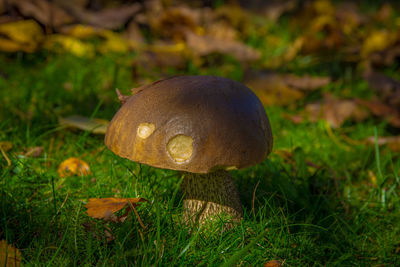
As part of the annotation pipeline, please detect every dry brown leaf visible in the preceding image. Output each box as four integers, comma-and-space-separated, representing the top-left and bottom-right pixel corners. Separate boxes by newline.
374, 3, 393, 22
22, 146, 43, 158
184, 31, 261, 62
244, 71, 329, 106
363, 71, 400, 108
132, 42, 188, 76
85, 198, 147, 219
59, 3, 141, 30
264, 260, 283, 267
58, 157, 91, 177
368, 45, 400, 68
59, 115, 109, 134
283, 74, 331, 90
365, 136, 400, 152
151, 5, 200, 39
0, 240, 21, 267
124, 21, 145, 47
355, 98, 400, 128
245, 71, 304, 106
9, 0, 74, 28
294, 94, 368, 128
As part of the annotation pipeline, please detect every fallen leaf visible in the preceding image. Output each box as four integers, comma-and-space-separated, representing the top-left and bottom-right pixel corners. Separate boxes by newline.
264, 260, 282, 267
374, 3, 393, 23
9, 0, 74, 28
0, 141, 13, 152
361, 30, 397, 58
59, 115, 109, 134
365, 136, 400, 152
22, 146, 44, 157
59, 24, 100, 39
0, 240, 22, 267
363, 71, 400, 108
244, 71, 330, 106
245, 72, 304, 106
124, 21, 145, 47
97, 30, 130, 54
0, 20, 43, 52
85, 198, 147, 219
368, 170, 377, 186
293, 94, 368, 128
257, 0, 298, 22
355, 98, 400, 128
59, 3, 141, 30
58, 157, 91, 177
184, 30, 261, 62
44, 35, 95, 57
132, 42, 188, 77
283, 74, 331, 90
151, 5, 200, 39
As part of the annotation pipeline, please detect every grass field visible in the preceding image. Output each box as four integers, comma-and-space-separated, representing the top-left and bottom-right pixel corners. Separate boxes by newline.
1, 8, 400, 266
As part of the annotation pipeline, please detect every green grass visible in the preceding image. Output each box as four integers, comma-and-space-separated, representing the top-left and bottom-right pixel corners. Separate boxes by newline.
1, 49, 400, 266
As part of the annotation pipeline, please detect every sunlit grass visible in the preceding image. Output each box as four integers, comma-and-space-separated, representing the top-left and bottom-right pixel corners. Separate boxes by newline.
1, 50, 399, 266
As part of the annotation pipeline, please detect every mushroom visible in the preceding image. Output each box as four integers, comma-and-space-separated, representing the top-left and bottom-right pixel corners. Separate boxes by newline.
105, 76, 273, 228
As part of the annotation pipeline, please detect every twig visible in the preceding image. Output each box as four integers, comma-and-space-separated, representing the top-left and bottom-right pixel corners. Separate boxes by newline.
128, 201, 146, 229
252, 180, 260, 218
0, 147, 11, 166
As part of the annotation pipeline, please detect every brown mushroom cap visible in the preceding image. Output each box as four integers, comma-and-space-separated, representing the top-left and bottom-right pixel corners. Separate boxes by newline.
105, 75, 273, 173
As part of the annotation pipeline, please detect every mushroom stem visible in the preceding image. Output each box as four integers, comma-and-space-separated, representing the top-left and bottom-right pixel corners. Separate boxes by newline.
181, 170, 243, 228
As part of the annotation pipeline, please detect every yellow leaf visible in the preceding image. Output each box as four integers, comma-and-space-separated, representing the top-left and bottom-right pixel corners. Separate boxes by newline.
58, 157, 91, 177
85, 198, 148, 219
44, 35, 95, 57
62, 24, 98, 39
368, 170, 377, 186
0, 240, 22, 267
0, 20, 43, 52
313, 0, 335, 15
0, 141, 13, 152
98, 30, 129, 54
361, 30, 397, 57
264, 260, 282, 267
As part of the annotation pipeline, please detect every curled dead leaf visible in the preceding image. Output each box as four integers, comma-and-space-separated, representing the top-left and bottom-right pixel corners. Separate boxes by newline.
58, 157, 91, 177
58, 2, 141, 30
355, 98, 400, 128
365, 136, 400, 152
85, 197, 148, 221
0, 240, 21, 267
264, 260, 282, 267
22, 146, 44, 158
59, 115, 109, 134
184, 30, 261, 62
9, 0, 74, 28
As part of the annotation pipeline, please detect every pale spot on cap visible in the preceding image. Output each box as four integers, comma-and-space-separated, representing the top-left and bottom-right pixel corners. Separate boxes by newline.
167, 135, 193, 163
225, 166, 238, 171
137, 123, 155, 139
